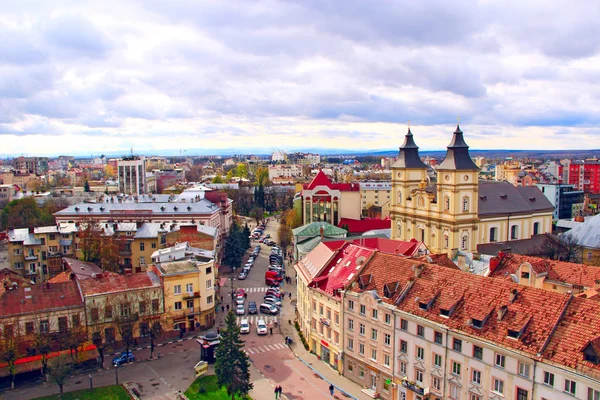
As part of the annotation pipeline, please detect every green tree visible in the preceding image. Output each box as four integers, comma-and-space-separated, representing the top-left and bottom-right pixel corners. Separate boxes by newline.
235, 163, 248, 178
215, 311, 253, 400
47, 355, 73, 396
212, 175, 224, 183
250, 206, 263, 224
0, 326, 20, 389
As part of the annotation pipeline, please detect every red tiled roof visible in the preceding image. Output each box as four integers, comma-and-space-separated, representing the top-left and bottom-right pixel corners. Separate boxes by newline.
311, 243, 375, 297
295, 242, 337, 283
543, 297, 600, 379
0, 281, 83, 316
490, 253, 600, 289
303, 170, 360, 192
63, 258, 103, 281
349, 252, 571, 357
78, 272, 158, 296
322, 238, 426, 257
337, 218, 391, 234
48, 271, 71, 283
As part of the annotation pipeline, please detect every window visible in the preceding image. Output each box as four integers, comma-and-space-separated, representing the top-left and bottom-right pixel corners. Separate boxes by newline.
140, 242, 145, 251
490, 227, 497, 242
384, 354, 390, 367
187, 299, 194, 309
359, 343, 364, 355
139, 301, 147, 315
206, 266, 212, 274
400, 319, 407, 330
432, 376, 441, 391
39, 320, 49, 334
462, 196, 469, 212
13, 248, 22, 255
348, 319, 354, 331
91, 308, 99, 322
416, 346, 424, 360
495, 353, 505, 368
511, 225, 519, 240
371, 328, 378, 340
444, 196, 450, 211
25, 322, 34, 334
417, 325, 424, 337
565, 379, 576, 395
319, 304, 324, 315
359, 367, 365, 378
207, 295, 213, 304
313, 300, 317, 311
383, 378, 390, 392
121, 303, 131, 317
461, 234, 468, 250
588, 388, 600, 400
533, 222, 540, 235
105, 305, 113, 319
348, 300, 354, 310
152, 299, 160, 312
335, 312, 339, 325
151, 242, 157, 249
139, 256, 146, 265
14, 262, 23, 269
450, 384, 460, 399
517, 388, 528, 400
72, 314, 80, 327
435, 331, 443, 344
186, 283, 193, 294
384, 333, 391, 346
29, 263, 36, 273
327, 308, 331, 320
400, 340, 407, 353
519, 362, 530, 377
58, 317, 68, 333
452, 361, 461, 376
453, 338, 462, 352
360, 304, 366, 315
206, 279, 212, 289
371, 348, 377, 361
384, 313, 391, 324
444, 234, 449, 248
372, 309, 378, 320
415, 368, 424, 384
359, 323, 365, 336
399, 361, 407, 375
493, 378, 504, 395
348, 362, 354, 372
433, 353, 442, 367
174, 285, 182, 295
473, 345, 483, 360
472, 369, 481, 385
174, 301, 182, 310
543, 371, 555, 387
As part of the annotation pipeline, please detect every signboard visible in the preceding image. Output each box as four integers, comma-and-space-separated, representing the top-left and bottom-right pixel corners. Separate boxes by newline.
321, 340, 329, 348
194, 361, 208, 377
401, 378, 424, 395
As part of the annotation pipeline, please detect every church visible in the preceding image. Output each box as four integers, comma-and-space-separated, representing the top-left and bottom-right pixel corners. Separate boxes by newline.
390, 125, 554, 254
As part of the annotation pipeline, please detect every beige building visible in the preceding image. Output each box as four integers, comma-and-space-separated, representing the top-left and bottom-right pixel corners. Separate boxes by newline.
300, 171, 361, 225
390, 127, 553, 255
495, 160, 522, 184
359, 182, 392, 218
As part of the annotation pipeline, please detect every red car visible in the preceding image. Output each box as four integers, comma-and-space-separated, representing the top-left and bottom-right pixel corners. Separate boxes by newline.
236, 288, 246, 297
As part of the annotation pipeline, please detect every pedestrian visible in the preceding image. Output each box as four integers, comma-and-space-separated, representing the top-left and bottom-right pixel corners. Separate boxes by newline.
217, 327, 220, 335
329, 383, 334, 396
226, 304, 230, 311
221, 296, 224, 303
277, 386, 282, 398
270, 327, 273, 336
289, 292, 292, 300
221, 305, 225, 313
274, 386, 278, 399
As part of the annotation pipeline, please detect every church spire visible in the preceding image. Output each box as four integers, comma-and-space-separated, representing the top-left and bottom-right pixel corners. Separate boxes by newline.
436, 124, 479, 171
393, 127, 428, 169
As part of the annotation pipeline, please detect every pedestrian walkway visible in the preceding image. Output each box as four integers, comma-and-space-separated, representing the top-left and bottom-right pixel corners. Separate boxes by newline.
236, 315, 278, 324
244, 343, 288, 355
238, 286, 273, 293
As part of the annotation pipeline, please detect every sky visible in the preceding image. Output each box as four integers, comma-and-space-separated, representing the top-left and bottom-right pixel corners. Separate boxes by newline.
1, 0, 600, 156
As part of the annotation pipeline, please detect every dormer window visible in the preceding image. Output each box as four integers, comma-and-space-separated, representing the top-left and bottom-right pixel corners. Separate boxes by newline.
582, 338, 600, 365
472, 319, 484, 329
440, 308, 451, 317
507, 329, 521, 339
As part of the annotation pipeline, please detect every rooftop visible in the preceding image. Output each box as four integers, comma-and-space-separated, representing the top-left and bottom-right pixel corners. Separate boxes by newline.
0, 281, 83, 316
78, 271, 160, 296
156, 260, 202, 276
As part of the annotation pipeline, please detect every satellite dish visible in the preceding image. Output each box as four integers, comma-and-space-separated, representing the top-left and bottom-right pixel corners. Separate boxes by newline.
509, 274, 520, 283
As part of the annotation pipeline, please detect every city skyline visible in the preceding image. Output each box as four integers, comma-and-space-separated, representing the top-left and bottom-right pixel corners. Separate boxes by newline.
2, 0, 599, 155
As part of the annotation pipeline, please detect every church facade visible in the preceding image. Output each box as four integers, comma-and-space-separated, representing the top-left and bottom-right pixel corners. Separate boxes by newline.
390, 126, 554, 254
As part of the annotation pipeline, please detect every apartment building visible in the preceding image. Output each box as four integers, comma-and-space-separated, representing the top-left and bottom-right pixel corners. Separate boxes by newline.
360, 181, 392, 218
566, 158, 600, 194
117, 156, 148, 195
268, 164, 303, 182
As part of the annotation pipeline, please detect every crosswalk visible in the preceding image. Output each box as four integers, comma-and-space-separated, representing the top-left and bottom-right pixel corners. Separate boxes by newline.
238, 287, 277, 293
237, 315, 278, 325
244, 343, 288, 355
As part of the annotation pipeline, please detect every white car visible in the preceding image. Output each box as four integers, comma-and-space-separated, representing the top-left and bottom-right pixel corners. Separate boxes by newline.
256, 319, 268, 335
236, 304, 245, 315
236, 296, 245, 305
239, 318, 250, 334
264, 297, 282, 307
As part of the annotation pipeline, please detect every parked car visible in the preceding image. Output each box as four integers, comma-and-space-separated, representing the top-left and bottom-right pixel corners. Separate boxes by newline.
236, 304, 245, 315
256, 319, 268, 335
263, 297, 282, 307
236, 296, 245, 305
266, 288, 281, 296
265, 234, 271, 239
236, 289, 246, 297
238, 271, 248, 280
240, 318, 250, 334
259, 303, 279, 315
265, 291, 282, 298
248, 301, 258, 314
113, 351, 135, 366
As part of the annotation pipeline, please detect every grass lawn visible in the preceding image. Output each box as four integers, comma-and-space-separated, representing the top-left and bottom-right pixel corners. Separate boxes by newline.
32, 385, 130, 400
185, 375, 252, 400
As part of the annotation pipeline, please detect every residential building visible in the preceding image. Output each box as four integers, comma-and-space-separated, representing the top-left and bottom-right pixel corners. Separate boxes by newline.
390, 126, 554, 255
300, 170, 361, 225
151, 260, 216, 332
536, 183, 584, 220
268, 164, 303, 182
13, 156, 47, 175
566, 158, 600, 194
117, 156, 148, 195
0, 184, 18, 202
495, 160, 522, 184
565, 214, 600, 265
271, 150, 287, 163
360, 181, 393, 218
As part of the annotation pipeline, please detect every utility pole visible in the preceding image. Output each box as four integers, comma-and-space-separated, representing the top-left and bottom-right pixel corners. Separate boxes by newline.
230, 276, 236, 309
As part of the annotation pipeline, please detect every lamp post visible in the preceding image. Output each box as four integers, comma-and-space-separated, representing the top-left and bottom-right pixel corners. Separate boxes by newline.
115, 363, 119, 385
230, 276, 236, 310
89, 374, 93, 390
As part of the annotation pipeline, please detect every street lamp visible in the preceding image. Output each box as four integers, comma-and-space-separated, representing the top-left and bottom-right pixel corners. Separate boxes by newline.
230, 276, 236, 309
114, 363, 119, 385
89, 374, 93, 390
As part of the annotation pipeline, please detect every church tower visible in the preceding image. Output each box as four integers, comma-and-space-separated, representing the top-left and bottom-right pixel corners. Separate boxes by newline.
390, 128, 429, 240
434, 125, 480, 253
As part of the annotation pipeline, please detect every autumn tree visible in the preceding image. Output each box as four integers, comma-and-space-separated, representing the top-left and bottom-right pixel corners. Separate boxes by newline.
0, 320, 22, 389
78, 219, 120, 272
47, 355, 72, 396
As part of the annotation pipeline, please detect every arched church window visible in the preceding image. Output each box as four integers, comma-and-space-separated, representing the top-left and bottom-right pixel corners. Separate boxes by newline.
462, 196, 469, 212
444, 195, 450, 211
461, 234, 469, 250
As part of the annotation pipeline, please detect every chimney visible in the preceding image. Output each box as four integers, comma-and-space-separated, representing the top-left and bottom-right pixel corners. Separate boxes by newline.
595, 279, 600, 291
509, 288, 518, 303
320, 226, 324, 239
497, 305, 508, 321
413, 263, 425, 278
457, 254, 467, 270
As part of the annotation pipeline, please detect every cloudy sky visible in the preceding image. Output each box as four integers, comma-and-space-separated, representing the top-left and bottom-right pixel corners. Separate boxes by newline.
1, 0, 599, 156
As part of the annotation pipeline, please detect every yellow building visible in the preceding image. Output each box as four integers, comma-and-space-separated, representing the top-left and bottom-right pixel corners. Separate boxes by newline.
152, 260, 216, 333
495, 160, 522, 184
359, 182, 392, 218
390, 126, 554, 254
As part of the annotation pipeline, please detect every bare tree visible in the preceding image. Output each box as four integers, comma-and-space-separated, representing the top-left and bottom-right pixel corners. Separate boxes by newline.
558, 233, 583, 263
47, 355, 73, 396
0, 319, 22, 389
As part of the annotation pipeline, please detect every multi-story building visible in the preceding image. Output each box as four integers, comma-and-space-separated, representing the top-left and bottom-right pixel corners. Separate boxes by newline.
564, 213, 600, 266
300, 170, 361, 225
495, 161, 522, 184
117, 156, 148, 195
390, 126, 554, 254
13, 156, 47, 175
0, 184, 17, 202
536, 183, 584, 220
359, 181, 392, 218
151, 259, 216, 332
268, 164, 303, 182
566, 158, 600, 194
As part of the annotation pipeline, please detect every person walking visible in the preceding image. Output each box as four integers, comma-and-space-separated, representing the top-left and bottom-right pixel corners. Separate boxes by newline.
277, 386, 283, 398
270, 327, 273, 336
329, 383, 334, 396
221, 305, 225, 313
274, 386, 279, 399
289, 292, 292, 300
226, 304, 230, 312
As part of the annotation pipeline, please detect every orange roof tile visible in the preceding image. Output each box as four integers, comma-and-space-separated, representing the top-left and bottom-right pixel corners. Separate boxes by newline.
0, 281, 83, 316
78, 271, 160, 296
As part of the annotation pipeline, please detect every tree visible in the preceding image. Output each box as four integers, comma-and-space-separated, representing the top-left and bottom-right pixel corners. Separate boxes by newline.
250, 206, 263, 224
558, 233, 583, 263
215, 311, 253, 400
92, 330, 112, 370
78, 219, 120, 272
33, 327, 53, 378
0, 323, 21, 389
104, 165, 115, 179
47, 355, 73, 396
278, 221, 293, 252
212, 175, 224, 183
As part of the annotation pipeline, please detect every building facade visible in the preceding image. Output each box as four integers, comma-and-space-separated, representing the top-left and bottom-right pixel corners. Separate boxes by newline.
300, 171, 361, 225
117, 156, 148, 195
536, 183, 584, 220
566, 158, 600, 194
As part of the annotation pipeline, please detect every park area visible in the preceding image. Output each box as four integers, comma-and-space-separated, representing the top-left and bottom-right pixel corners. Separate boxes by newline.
185, 375, 252, 400
32, 385, 130, 399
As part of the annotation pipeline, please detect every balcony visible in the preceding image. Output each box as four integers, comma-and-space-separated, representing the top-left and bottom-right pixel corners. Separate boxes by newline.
183, 291, 201, 300
24, 254, 38, 261
119, 249, 132, 256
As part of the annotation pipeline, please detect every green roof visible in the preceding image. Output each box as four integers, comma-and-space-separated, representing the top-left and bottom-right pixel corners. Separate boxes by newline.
292, 221, 347, 238
296, 236, 325, 254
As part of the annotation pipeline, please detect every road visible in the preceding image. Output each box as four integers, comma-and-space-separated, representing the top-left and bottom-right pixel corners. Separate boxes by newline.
2, 217, 359, 400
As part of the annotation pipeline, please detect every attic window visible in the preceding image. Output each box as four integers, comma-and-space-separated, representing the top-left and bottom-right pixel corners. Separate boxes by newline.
479, 195, 487, 201
582, 339, 600, 365
383, 282, 400, 299
529, 197, 536, 202
418, 291, 440, 311
500, 194, 508, 200
472, 319, 484, 329
507, 329, 521, 339
358, 274, 372, 290
440, 308, 451, 317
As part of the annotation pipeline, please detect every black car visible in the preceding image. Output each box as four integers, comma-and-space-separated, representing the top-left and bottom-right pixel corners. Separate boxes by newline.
248, 301, 258, 314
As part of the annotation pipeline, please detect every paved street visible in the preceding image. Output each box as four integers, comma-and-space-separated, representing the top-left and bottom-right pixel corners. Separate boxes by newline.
2, 217, 371, 400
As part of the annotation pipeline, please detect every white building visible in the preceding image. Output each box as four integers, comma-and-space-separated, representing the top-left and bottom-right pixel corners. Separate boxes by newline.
271, 150, 287, 163
117, 156, 148, 195
268, 164, 302, 181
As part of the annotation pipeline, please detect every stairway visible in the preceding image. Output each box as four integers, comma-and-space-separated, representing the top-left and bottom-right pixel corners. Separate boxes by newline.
361, 388, 379, 398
